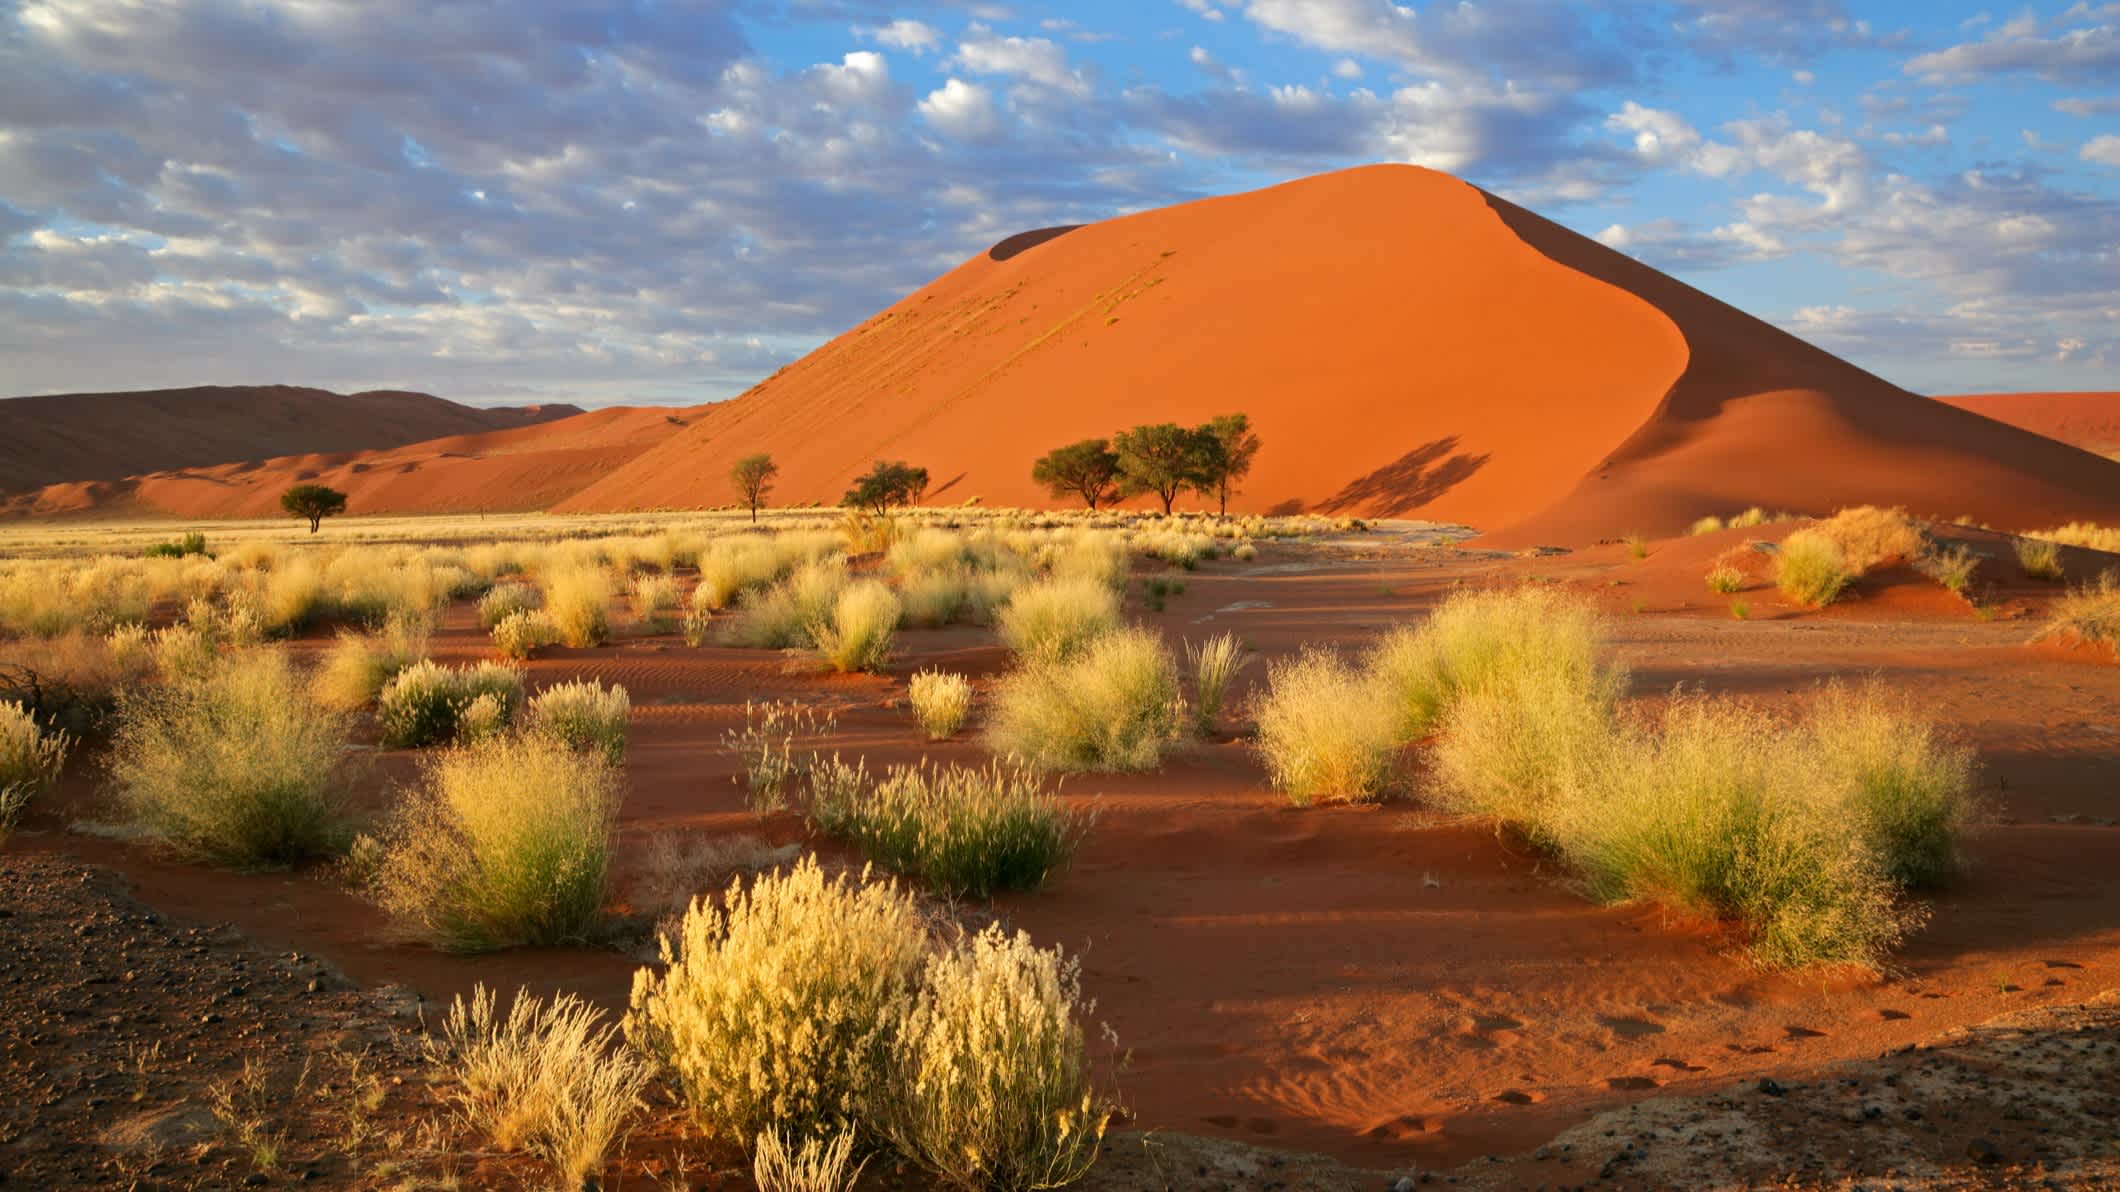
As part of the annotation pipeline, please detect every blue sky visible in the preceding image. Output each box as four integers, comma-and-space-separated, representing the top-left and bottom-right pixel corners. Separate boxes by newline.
1, 0, 2115, 405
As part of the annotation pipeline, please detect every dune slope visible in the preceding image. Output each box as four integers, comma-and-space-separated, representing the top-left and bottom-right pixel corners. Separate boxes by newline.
0, 385, 577, 495
1937, 392, 2120, 458
559, 164, 2120, 539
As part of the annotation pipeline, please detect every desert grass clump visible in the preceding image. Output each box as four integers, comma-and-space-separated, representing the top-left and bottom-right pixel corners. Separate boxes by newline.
996, 578, 1121, 663
477, 582, 542, 630
808, 760, 1083, 898
543, 567, 613, 648
2038, 568, 2120, 652
525, 679, 630, 765
624, 857, 926, 1149
1705, 554, 1746, 594
753, 1126, 867, 1192
1425, 645, 1626, 839
1816, 505, 1925, 571
314, 615, 429, 711
109, 650, 350, 867
378, 660, 526, 748
431, 984, 651, 1188
1253, 649, 1400, 805
1774, 529, 1852, 607
908, 669, 973, 740
1367, 585, 1610, 741
1550, 696, 1919, 970
2015, 537, 2064, 581
886, 926, 1112, 1191
811, 580, 900, 673
986, 627, 1183, 773
491, 610, 561, 661
731, 558, 849, 649
150, 622, 219, 681
628, 572, 681, 633
372, 735, 619, 951
0, 700, 70, 829
1800, 682, 1974, 888
1916, 544, 1980, 595
1185, 632, 1248, 736
1231, 541, 1258, 562
2029, 522, 2120, 555
1688, 515, 1726, 536
724, 700, 838, 813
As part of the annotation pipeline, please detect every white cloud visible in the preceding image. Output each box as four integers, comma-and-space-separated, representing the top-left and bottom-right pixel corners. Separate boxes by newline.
1330, 57, 1362, 79
2084, 134, 2120, 166
918, 78, 1002, 140
1905, 8, 2120, 83
951, 28, 1089, 97
866, 19, 940, 53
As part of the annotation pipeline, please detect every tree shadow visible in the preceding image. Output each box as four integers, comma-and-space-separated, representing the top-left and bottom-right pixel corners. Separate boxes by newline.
1316, 437, 1489, 516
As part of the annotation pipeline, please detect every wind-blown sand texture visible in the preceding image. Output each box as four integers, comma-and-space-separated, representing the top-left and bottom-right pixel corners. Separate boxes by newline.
1940, 392, 2120, 459
0, 385, 576, 496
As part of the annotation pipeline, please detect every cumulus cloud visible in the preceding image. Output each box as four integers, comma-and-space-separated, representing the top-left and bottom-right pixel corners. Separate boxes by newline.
2085, 135, 2120, 166
866, 19, 940, 53
1905, 6, 2120, 84
919, 78, 1002, 140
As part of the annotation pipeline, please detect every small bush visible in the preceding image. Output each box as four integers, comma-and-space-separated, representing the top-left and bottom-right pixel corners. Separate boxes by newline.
1253, 649, 1399, 805
731, 559, 848, 649
372, 735, 620, 951
808, 760, 1083, 898
314, 616, 428, 711
908, 669, 973, 740
1367, 585, 1610, 741
491, 610, 561, 661
1688, 515, 1725, 536
1231, 542, 1258, 562
996, 579, 1121, 663
680, 588, 713, 647
624, 857, 926, 1149
1774, 529, 1851, 607
754, 1126, 866, 1192
544, 568, 612, 648
1801, 682, 1974, 888
525, 679, 630, 765
1623, 534, 1649, 560
477, 582, 542, 630
1916, 544, 1979, 594
0, 699, 70, 799
1185, 632, 1248, 736
2040, 569, 2120, 653
431, 985, 651, 1189
2015, 537, 2063, 581
811, 580, 900, 673
628, 572, 680, 633
110, 650, 350, 867
378, 660, 525, 748
986, 628, 1183, 773
1816, 506, 1925, 571
1705, 556, 1746, 593
1426, 647, 1625, 840
887, 926, 1112, 1191
1731, 598, 1750, 620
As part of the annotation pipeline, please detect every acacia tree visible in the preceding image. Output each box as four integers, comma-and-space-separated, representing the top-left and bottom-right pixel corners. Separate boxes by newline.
1112, 423, 1218, 516
842, 460, 929, 515
280, 484, 348, 534
1030, 438, 1122, 510
1197, 413, 1262, 516
730, 453, 778, 523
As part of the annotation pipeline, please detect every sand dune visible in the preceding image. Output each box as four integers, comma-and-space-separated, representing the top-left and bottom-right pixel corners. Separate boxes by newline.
551, 165, 2120, 539
2, 404, 690, 520
0, 385, 577, 496
1938, 392, 2120, 458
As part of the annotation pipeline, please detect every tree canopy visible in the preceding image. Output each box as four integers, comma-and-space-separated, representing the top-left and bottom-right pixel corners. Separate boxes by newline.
842, 460, 929, 515
280, 484, 348, 534
1112, 423, 1220, 516
730, 453, 779, 523
1198, 413, 1261, 516
1030, 438, 1122, 510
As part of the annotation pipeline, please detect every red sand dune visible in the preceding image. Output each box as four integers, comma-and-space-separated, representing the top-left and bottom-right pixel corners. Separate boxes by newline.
554, 165, 2120, 540
0, 384, 578, 495
2, 404, 689, 520
1937, 392, 2120, 458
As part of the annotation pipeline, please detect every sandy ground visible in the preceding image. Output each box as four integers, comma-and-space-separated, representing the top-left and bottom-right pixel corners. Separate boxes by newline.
5, 527, 2119, 1187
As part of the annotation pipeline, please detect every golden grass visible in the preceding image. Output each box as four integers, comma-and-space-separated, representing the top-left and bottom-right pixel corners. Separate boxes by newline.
1253, 648, 1399, 804
1774, 529, 1852, 607
995, 578, 1121, 663
524, 679, 630, 764
2015, 537, 2064, 581
1367, 585, 1611, 741
908, 669, 973, 740
1185, 632, 1248, 736
811, 580, 900, 673
2039, 569, 2120, 652
807, 759, 1084, 897
543, 567, 613, 648
986, 627, 1183, 773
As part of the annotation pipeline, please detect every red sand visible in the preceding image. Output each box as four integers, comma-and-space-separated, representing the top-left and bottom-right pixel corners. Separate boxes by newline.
1939, 391, 2120, 458
0, 385, 575, 496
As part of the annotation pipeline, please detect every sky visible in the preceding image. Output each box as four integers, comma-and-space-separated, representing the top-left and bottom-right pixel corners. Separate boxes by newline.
1, 0, 2115, 407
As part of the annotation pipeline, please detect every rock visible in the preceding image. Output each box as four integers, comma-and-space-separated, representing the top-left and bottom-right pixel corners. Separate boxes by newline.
1757, 1077, 1787, 1097
98, 1104, 221, 1153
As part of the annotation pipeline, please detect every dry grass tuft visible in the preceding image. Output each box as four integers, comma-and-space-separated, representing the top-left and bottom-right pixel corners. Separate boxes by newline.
986, 627, 1183, 773
1185, 632, 1248, 736
1774, 529, 1852, 607
524, 678, 630, 764
811, 580, 901, 673
543, 567, 613, 648
996, 579, 1121, 663
2039, 569, 2120, 653
908, 669, 973, 740
808, 759, 1084, 897
753, 1126, 867, 1192
1367, 585, 1611, 741
1253, 648, 1399, 805
2015, 537, 2063, 582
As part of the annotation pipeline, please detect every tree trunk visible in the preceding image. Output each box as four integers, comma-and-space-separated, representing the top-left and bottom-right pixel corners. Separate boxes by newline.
308, 516, 320, 534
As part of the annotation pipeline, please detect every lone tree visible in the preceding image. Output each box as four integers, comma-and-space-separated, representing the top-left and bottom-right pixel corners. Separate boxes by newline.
842, 460, 929, 516
1112, 423, 1219, 515
1198, 413, 1262, 516
1031, 438, 1122, 510
730, 453, 779, 523
280, 484, 348, 534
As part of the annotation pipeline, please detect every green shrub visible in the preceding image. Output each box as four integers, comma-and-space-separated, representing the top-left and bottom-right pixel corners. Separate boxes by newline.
808, 760, 1083, 898
996, 579, 1120, 662
1367, 585, 1611, 741
110, 650, 350, 867
477, 582, 542, 630
1253, 649, 1399, 804
378, 660, 526, 748
908, 669, 973, 740
887, 926, 1112, 1191
811, 580, 900, 673
1774, 529, 1851, 607
372, 735, 620, 951
625, 857, 926, 1149
986, 628, 1183, 772
525, 679, 630, 765
1802, 682, 1974, 888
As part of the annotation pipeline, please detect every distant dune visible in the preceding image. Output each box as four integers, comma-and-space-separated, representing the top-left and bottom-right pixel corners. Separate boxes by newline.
0, 385, 578, 495
553, 165, 2120, 541
1937, 392, 2120, 459
12, 168, 2120, 540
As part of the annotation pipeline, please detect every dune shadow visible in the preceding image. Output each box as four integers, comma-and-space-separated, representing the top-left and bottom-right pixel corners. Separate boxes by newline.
1316, 437, 1489, 516
987, 225, 1081, 262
